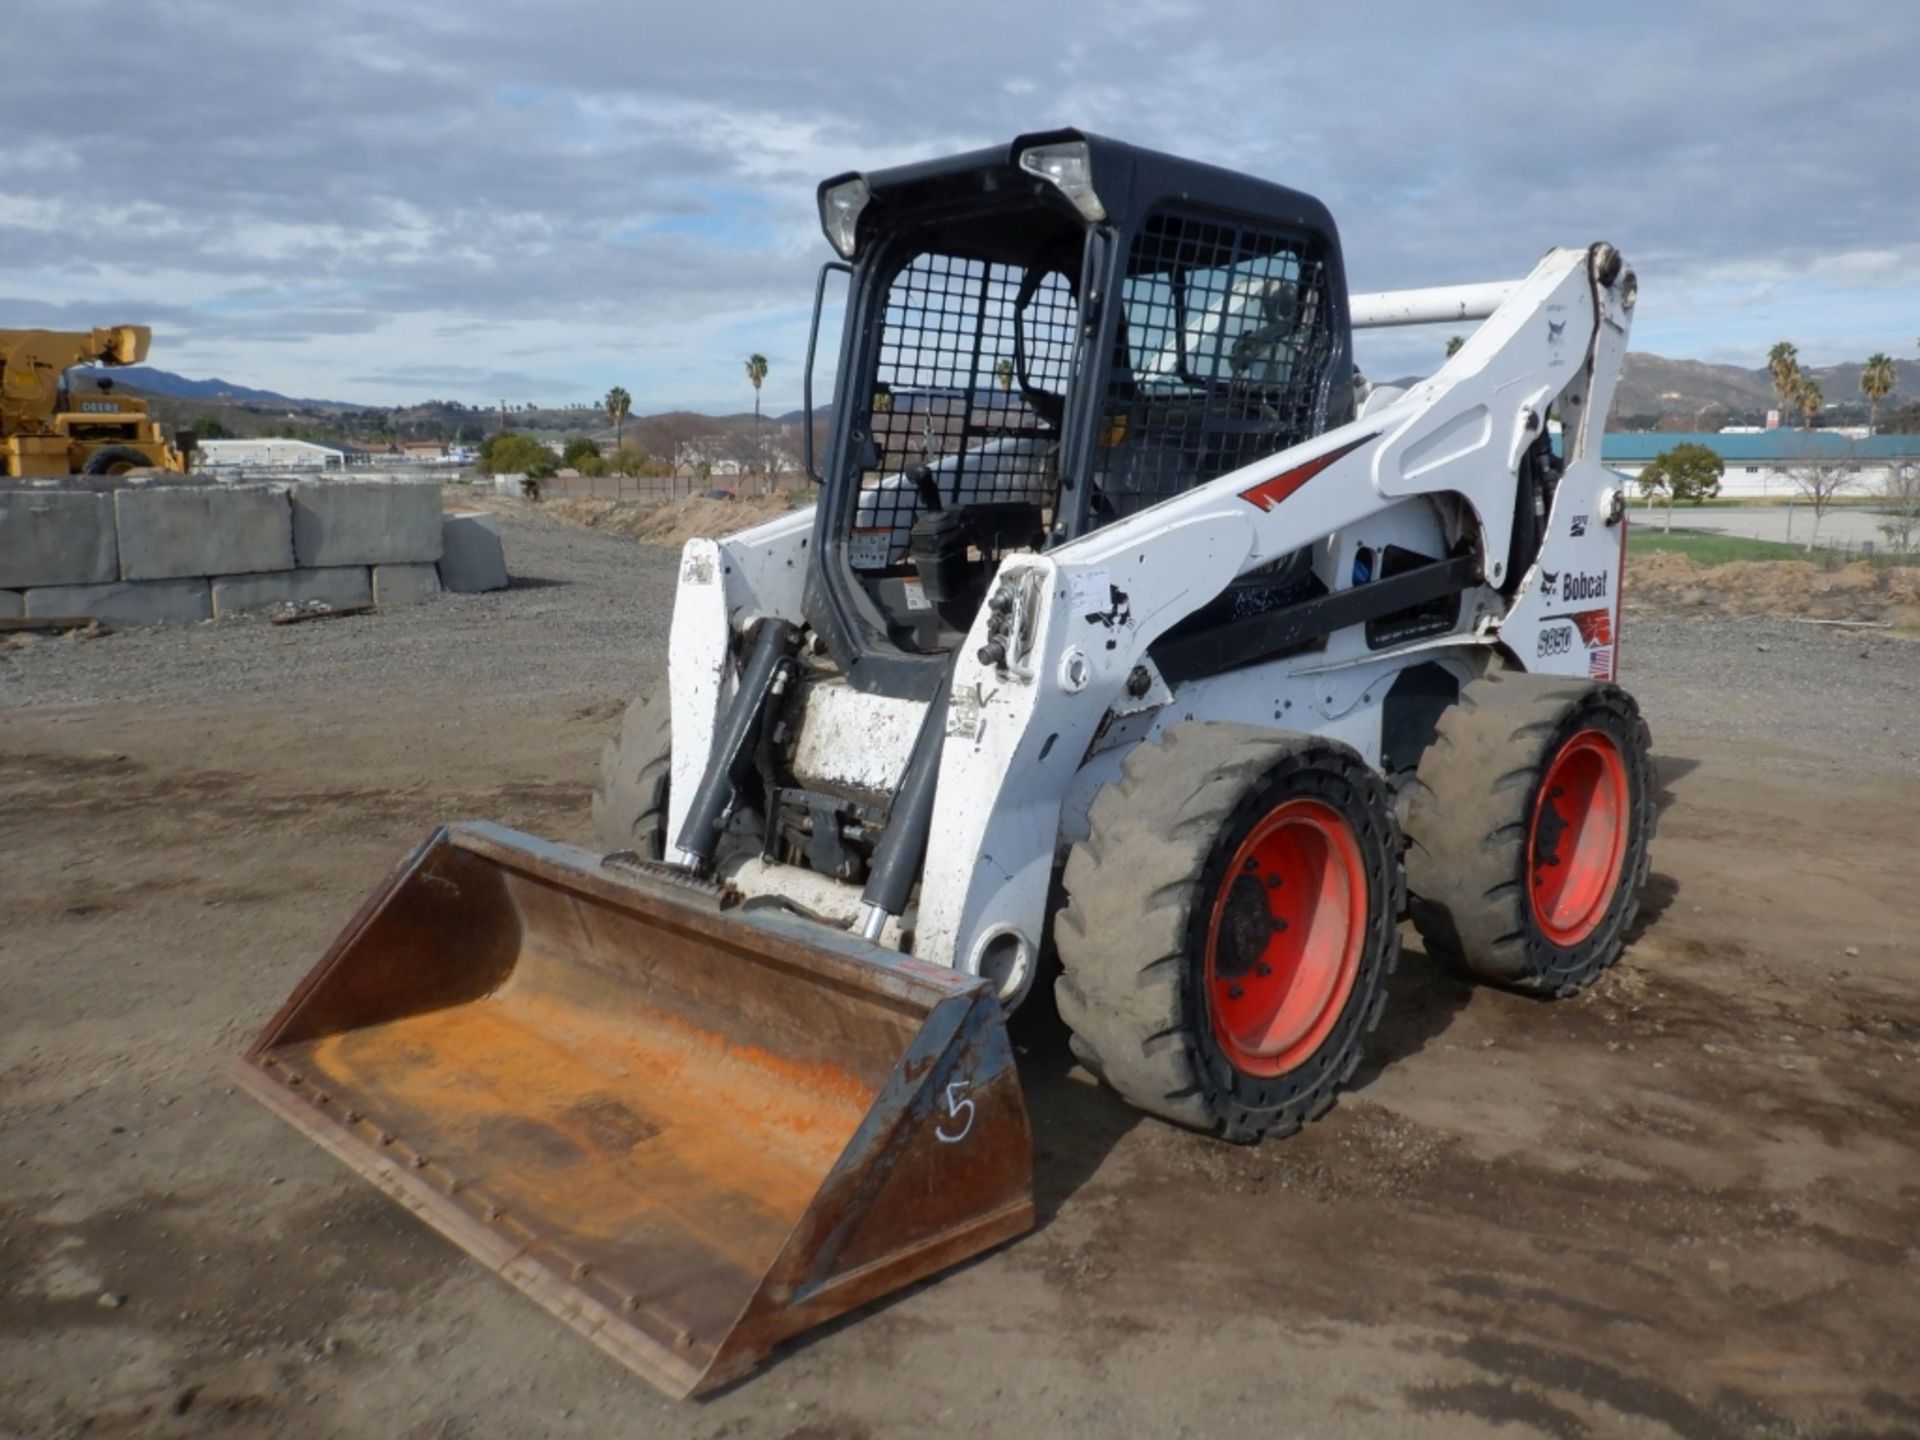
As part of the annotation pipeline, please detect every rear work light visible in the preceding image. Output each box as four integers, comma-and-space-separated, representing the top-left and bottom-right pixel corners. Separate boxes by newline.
1017, 141, 1105, 223
819, 176, 872, 259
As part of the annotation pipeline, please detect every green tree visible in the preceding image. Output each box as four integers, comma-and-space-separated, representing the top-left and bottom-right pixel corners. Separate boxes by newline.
1861, 353, 1896, 436
1445, 334, 1466, 359
562, 434, 601, 468
1793, 376, 1823, 430
993, 356, 1014, 391
1767, 341, 1800, 426
1635, 442, 1724, 531
745, 354, 769, 420
191, 414, 229, 439
478, 431, 556, 479
603, 386, 631, 451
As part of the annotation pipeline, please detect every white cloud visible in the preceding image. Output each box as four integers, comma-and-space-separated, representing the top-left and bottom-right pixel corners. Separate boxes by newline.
2, 0, 1913, 406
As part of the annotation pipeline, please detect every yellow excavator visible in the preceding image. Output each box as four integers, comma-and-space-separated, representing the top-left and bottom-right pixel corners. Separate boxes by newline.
1, 324, 188, 477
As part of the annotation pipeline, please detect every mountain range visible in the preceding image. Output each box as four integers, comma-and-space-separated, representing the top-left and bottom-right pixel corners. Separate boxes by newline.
104, 367, 361, 409
102, 354, 1920, 431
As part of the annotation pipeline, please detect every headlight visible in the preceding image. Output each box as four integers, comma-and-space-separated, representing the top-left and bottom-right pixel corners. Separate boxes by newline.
819, 176, 871, 260
1017, 141, 1105, 223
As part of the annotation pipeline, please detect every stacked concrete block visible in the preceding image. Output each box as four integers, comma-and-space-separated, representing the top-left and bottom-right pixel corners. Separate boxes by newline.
213, 566, 371, 617
115, 484, 292, 579
0, 476, 465, 628
293, 481, 442, 567
0, 490, 118, 588
372, 563, 441, 606
438, 511, 510, 592
26, 578, 213, 626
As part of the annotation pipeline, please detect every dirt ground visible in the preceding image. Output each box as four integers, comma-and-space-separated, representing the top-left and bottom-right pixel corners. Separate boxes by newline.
1630, 550, 1920, 628
3, 511, 1918, 1440
536, 491, 799, 548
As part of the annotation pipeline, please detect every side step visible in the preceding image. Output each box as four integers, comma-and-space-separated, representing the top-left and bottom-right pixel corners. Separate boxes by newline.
234, 822, 1033, 1398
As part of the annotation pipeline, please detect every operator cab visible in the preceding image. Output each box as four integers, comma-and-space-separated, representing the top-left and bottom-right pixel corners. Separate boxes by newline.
804, 130, 1354, 698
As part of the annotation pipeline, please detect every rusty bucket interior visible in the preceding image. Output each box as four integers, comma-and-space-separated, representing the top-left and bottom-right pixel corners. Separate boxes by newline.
235, 822, 1033, 1399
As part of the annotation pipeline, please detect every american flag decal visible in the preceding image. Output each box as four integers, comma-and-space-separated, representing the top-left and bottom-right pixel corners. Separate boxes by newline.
1589, 646, 1614, 679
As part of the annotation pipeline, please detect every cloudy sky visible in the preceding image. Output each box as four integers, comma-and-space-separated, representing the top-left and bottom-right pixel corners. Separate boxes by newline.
6, 0, 1915, 412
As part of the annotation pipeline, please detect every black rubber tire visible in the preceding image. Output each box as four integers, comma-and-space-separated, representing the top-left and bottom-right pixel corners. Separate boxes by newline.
1054, 723, 1404, 1143
1403, 669, 1655, 997
81, 445, 151, 476
592, 683, 672, 857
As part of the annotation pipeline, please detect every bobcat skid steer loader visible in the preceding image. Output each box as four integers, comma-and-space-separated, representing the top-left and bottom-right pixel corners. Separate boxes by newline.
238, 131, 1654, 1398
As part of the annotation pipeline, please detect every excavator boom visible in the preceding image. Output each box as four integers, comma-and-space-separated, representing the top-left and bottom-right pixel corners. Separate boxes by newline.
1, 323, 183, 477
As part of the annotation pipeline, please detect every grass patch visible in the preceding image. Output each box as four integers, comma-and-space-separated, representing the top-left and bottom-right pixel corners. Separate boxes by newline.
1628, 531, 1806, 565
1628, 530, 1916, 569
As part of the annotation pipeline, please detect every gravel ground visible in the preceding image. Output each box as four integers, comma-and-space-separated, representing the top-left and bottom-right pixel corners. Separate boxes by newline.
1622, 609, 1920, 780
0, 506, 679, 712
7, 509, 1914, 776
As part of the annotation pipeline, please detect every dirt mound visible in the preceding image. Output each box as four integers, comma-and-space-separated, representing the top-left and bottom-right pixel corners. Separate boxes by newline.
1629, 553, 1920, 624
543, 492, 799, 547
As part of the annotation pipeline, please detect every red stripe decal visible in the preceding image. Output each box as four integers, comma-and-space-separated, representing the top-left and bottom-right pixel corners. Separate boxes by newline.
1238, 433, 1378, 512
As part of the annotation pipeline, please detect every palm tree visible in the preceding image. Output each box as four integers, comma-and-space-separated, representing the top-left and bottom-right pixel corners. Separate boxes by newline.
745, 354, 769, 420
1794, 376, 1823, 430
1861, 353, 1896, 436
1445, 335, 1466, 359
1767, 341, 1800, 426
603, 386, 631, 453
993, 357, 1015, 391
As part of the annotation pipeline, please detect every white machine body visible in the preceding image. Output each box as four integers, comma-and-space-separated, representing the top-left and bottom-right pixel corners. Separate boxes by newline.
663, 244, 1634, 1004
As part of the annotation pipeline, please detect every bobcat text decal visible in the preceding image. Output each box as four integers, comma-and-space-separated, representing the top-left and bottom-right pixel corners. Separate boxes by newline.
1540, 568, 1608, 602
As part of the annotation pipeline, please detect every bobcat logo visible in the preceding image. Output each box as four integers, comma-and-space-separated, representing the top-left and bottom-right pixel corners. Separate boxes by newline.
1540, 569, 1560, 598
1547, 319, 1567, 343
1084, 585, 1133, 630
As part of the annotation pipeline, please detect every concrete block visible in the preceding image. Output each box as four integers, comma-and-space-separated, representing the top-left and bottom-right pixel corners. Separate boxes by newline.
372, 562, 441, 606
438, 511, 509, 592
115, 484, 293, 580
0, 490, 118, 588
212, 566, 371, 617
0, 590, 20, 618
292, 482, 442, 567
25, 578, 212, 627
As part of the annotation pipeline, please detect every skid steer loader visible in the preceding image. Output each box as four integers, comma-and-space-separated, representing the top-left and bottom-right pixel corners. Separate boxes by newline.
239, 130, 1655, 1397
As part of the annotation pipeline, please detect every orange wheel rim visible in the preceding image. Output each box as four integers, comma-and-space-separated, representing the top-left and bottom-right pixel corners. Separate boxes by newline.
1528, 729, 1629, 947
1204, 798, 1367, 1078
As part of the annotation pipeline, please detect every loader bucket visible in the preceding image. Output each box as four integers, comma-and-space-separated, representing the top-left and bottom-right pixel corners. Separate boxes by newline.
234, 822, 1033, 1399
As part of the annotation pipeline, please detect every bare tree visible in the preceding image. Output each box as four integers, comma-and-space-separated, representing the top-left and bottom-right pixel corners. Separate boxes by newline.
1876, 461, 1920, 555
1786, 453, 1858, 551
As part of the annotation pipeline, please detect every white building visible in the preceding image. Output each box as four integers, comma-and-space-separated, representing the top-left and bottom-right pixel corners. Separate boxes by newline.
195, 438, 346, 472
1603, 432, 1917, 499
